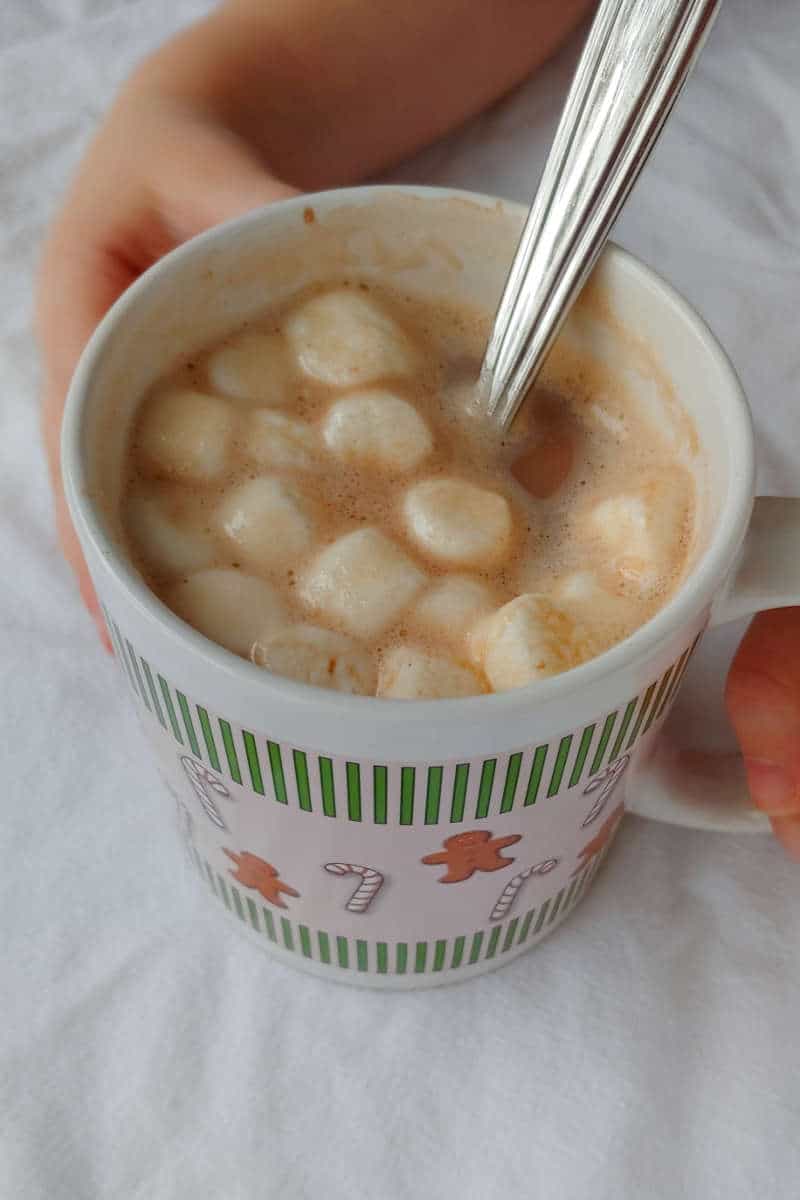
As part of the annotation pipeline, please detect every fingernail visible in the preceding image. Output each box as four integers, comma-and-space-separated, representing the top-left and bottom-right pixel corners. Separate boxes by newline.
78, 577, 112, 654
744, 757, 798, 815
96, 616, 113, 655
89, 605, 113, 655
769, 815, 800, 863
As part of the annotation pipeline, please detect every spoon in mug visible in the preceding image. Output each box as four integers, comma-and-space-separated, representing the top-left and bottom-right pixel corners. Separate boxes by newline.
478, 0, 722, 433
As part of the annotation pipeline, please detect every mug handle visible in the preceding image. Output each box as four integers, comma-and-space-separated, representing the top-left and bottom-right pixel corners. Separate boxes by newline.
628, 497, 800, 832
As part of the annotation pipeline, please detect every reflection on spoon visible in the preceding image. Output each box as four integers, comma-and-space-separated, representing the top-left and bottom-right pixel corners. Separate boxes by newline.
511, 398, 577, 500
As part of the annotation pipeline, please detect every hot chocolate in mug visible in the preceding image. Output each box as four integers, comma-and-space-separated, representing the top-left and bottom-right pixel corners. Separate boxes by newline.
63, 187, 800, 988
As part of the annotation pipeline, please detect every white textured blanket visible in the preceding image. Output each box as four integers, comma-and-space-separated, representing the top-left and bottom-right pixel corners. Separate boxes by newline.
2, 2, 798, 1196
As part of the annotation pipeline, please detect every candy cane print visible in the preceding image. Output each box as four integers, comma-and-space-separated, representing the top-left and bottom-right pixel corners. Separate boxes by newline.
582, 754, 630, 828
324, 863, 385, 913
180, 755, 232, 830
489, 858, 560, 922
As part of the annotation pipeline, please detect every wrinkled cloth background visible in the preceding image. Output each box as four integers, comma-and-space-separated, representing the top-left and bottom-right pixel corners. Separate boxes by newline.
2, 3, 799, 1197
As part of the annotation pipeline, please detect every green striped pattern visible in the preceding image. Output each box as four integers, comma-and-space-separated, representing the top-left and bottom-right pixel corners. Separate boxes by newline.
111, 619, 701, 823
193, 850, 608, 976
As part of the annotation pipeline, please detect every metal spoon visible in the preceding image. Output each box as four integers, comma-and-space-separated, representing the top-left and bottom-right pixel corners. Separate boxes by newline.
479, 0, 722, 429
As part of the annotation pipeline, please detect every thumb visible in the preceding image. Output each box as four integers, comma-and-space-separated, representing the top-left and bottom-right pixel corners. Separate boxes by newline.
151, 120, 300, 241
726, 608, 800, 859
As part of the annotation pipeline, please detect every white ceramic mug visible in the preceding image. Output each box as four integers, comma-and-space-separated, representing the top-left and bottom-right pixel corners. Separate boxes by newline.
62, 186, 800, 989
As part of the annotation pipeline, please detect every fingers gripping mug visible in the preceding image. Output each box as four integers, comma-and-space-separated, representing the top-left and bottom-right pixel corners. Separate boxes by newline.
63, 188, 800, 989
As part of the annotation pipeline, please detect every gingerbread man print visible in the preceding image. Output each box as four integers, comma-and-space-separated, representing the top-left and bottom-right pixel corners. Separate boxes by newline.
571, 802, 625, 876
422, 830, 522, 883
223, 849, 300, 908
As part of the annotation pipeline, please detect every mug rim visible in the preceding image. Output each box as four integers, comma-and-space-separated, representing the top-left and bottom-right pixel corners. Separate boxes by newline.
62, 183, 755, 726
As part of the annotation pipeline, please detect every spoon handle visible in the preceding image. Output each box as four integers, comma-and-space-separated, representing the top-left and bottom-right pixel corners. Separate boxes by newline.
480, 0, 722, 428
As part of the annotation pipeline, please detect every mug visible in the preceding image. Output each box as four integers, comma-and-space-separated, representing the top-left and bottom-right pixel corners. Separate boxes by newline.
62, 186, 800, 989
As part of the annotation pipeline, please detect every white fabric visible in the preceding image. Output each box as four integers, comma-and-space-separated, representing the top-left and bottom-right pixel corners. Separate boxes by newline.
2, 2, 799, 1196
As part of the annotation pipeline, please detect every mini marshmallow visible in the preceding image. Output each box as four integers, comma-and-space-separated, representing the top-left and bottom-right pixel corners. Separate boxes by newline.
588, 401, 629, 441
477, 594, 585, 692
245, 409, 317, 471
443, 376, 484, 426
415, 576, 495, 642
554, 571, 635, 627
215, 477, 314, 573
126, 485, 215, 575
207, 330, 291, 406
285, 290, 415, 388
322, 389, 433, 472
586, 474, 689, 594
377, 646, 484, 699
551, 571, 640, 658
252, 624, 376, 694
301, 527, 426, 639
136, 388, 234, 482
403, 479, 513, 567
166, 568, 286, 657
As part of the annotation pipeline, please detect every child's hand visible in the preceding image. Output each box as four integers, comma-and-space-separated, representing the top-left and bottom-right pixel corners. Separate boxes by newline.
36, 0, 593, 641
727, 609, 800, 858
36, 76, 295, 645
